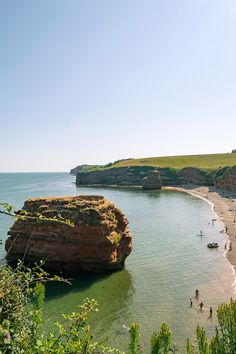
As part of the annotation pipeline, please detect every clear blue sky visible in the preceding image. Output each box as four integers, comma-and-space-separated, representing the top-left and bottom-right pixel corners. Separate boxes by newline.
1, 0, 236, 172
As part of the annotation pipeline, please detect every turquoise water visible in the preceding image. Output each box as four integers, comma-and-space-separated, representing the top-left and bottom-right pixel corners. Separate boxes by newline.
0, 173, 235, 351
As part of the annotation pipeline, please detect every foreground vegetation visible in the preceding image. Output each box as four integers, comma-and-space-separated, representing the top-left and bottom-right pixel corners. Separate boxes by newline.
0, 262, 236, 354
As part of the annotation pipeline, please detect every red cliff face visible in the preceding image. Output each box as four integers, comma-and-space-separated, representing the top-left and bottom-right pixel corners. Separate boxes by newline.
177, 167, 207, 184
5, 195, 132, 273
214, 166, 236, 191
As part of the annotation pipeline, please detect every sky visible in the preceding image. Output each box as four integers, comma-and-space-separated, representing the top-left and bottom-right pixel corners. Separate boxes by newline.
0, 0, 236, 172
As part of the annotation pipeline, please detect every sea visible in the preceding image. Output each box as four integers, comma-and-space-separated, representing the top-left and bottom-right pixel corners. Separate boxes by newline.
0, 172, 235, 351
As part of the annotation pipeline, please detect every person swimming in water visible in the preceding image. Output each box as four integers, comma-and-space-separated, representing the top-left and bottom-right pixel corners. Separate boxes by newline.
199, 302, 204, 311
121, 324, 129, 332
195, 289, 199, 298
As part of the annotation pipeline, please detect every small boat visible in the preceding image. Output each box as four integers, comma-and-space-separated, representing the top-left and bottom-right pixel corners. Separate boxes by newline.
207, 242, 219, 249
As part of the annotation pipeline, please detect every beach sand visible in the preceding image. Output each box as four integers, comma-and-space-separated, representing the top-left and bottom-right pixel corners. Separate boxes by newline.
164, 185, 236, 270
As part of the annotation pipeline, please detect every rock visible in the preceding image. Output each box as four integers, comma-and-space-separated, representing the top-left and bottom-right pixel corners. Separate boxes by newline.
214, 166, 236, 191
5, 195, 132, 273
142, 170, 162, 190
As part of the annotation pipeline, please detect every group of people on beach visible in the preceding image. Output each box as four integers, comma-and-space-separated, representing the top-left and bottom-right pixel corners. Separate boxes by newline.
189, 289, 213, 318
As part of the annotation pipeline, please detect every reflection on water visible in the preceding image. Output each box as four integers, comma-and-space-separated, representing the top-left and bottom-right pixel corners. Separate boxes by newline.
0, 173, 236, 351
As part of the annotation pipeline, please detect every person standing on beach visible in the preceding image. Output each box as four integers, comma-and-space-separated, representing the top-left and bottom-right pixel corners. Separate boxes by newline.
189, 298, 193, 307
209, 307, 213, 318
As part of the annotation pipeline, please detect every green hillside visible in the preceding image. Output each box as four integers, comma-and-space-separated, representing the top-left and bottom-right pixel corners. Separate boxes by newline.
110, 153, 236, 170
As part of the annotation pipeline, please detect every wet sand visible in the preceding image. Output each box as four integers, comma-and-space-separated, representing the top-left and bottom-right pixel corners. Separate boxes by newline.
164, 185, 236, 270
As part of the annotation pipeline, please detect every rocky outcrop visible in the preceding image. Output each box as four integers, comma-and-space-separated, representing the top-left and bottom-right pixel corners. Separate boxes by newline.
70, 165, 87, 175
70, 165, 102, 175
142, 170, 162, 190
214, 166, 236, 191
5, 196, 132, 273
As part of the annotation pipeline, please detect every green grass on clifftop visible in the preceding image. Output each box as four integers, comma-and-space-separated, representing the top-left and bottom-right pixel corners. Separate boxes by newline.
109, 153, 236, 170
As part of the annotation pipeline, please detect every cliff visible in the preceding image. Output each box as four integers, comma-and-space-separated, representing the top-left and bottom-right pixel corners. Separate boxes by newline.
214, 166, 236, 191
76, 166, 212, 187
5, 195, 132, 273
76, 166, 180, 186
176, 167, 213, 185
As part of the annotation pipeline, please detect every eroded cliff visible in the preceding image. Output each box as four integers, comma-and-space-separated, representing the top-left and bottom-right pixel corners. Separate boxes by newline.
214, 166, 236, 191
76, 166, 180, 186
76, 166, 212, 187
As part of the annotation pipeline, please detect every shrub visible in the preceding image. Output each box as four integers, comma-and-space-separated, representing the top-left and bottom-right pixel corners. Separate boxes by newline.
0, 263, 119, 353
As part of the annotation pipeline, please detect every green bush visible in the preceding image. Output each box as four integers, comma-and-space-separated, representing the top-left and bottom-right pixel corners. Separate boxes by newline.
0, 263, 119, 353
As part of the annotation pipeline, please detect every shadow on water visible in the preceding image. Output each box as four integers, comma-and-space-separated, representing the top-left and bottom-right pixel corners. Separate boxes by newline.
45, 268, 130, 300
44, 267, 134, 340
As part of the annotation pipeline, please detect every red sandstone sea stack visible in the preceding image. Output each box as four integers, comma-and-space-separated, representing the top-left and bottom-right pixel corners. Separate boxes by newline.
5, 195, 132, 273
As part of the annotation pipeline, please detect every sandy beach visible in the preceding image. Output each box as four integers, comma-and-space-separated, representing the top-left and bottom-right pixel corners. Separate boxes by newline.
165, 185, 236, 270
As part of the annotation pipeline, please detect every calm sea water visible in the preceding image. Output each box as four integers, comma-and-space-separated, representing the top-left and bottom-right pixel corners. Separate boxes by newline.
0, 173, 235, 351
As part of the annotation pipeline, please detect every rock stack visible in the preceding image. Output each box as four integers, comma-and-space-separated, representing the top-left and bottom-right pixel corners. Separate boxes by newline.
142, 170, 162, 190
5, 195, 132, 273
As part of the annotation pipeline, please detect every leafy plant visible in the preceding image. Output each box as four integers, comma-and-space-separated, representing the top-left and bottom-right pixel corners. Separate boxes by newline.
150, 324, 173, 354
0, 202, 74, 227
0, 263, 120, 353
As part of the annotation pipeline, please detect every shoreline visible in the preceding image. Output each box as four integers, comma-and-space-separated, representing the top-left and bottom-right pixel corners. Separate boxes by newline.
77, 182, 236, 270
164, 185, 236, 271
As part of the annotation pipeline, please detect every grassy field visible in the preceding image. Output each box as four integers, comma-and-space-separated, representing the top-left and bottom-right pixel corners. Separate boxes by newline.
110, 153, 236, 170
